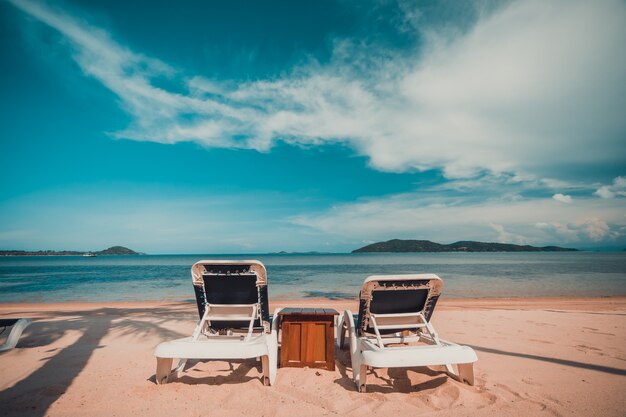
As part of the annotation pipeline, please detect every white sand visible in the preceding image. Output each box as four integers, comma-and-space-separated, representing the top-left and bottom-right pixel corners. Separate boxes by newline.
1, 297, 625, 416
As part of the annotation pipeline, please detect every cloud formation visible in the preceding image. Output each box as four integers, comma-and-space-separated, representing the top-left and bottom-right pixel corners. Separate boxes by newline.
553, 193, 572, 204
6, 0, 626, 249
536, 217, 618, 242
8, 0, 626, 181
292, 188, 626, 246
594, 176, 626, 199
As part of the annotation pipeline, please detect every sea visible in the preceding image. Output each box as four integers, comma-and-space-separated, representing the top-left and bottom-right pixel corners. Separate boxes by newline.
0, 252, 625, 303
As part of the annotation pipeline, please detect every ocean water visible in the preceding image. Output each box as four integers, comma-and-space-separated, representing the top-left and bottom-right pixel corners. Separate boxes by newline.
0, 252, 625, 303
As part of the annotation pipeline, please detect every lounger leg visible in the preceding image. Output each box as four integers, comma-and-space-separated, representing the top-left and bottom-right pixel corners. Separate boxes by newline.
168, 358, 188, 380
267, 333, 278, 385
350, 339, 361, 385
339, 324, 346, 350
339, 315, 350, 350
156, 358, 173, 385
457, 363, 475, 386
358, 364, 367, 393
261, 355, 270, 386
443, 363, 461, 382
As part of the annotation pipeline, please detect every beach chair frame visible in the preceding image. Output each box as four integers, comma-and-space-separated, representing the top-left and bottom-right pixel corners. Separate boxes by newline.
0, 318, 32, 352
339, 274, 477, 393
154, 260, 278, 386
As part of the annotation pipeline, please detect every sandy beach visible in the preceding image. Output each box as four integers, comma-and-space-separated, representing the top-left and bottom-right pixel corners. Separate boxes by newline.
1, 297, 625, 417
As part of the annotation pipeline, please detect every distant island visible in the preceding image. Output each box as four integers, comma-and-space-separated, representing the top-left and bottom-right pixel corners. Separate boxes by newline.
0, 246, 141, 256
353, 239, 577, 253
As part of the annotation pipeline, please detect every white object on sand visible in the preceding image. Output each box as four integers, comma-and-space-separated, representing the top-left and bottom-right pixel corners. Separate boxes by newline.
0, 318, 32, 352
154, 260, 278, 386
339, 274, 477, 392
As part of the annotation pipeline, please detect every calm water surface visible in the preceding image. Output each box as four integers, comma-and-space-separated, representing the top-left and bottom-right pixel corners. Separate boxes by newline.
0, 252, 625, 302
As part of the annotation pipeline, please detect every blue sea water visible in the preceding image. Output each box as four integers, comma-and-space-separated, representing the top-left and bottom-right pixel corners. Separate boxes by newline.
0, 252, 625, 303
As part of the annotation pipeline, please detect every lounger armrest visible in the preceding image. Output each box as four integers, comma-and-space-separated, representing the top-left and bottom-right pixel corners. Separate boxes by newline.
342, 310, 356, 332
270, 307, 283, 335
340, 309, 358, 347
340, 310, 363, 383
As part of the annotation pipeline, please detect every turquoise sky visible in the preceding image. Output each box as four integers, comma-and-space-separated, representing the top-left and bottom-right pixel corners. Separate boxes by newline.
1, 0, 625, 253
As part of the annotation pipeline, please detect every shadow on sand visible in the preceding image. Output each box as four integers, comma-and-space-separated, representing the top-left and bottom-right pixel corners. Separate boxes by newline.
0, 304, 190, 417
333, 344, 449, 393
470, 344, 626, 376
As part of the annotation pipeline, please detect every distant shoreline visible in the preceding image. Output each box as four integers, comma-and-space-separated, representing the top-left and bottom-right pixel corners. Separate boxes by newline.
0, 254, 143, 257
3, 250, 622, 257
0, 246, 140, 257
0, 251, 611, 257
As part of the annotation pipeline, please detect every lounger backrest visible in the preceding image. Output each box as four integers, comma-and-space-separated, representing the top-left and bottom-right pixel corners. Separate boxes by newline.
202, 273, 258, 304
356, 274, 443, 336
190, 260, 270, 332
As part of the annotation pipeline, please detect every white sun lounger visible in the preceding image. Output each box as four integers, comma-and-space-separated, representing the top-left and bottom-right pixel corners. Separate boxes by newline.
0, 318, 32, 352
339, 274, 477, 392
154, 260, 278, 386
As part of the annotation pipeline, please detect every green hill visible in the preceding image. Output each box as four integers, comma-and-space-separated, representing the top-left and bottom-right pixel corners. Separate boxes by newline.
95, 246, 139, 255
352, 239, 577, 253
0, 246, 141, 256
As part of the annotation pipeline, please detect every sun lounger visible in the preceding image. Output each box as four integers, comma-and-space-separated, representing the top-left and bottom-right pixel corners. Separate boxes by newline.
154, 260, 278, 386
339, 274, 477, 392
0, 318, 32, 352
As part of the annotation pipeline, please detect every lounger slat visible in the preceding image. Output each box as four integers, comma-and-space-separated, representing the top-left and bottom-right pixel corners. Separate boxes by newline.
208, 304, 258, 308
376, 323, 426, 330
370, 312, 425, 319
207, 315, 258, 321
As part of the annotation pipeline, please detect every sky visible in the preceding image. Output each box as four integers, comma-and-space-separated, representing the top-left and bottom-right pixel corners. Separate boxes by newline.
1, 0, 625, 253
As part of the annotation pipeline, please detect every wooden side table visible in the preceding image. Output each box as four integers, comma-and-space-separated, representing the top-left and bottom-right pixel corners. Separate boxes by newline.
278, 308, 339, 371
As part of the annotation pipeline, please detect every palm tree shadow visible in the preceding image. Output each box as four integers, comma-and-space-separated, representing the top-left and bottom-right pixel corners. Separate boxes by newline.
0, 305, 190, 417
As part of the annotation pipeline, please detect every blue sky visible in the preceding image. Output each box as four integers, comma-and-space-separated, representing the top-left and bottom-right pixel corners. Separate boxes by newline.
1, 0, 625, 253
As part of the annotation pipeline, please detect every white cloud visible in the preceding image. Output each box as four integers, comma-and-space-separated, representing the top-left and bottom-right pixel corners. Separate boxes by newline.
292, 190, 626, 246
553, 193, 572, 203
7, 0, 626, 249
489, 223, 529, 244
595, 186, 615, 199
594, 176, 626, 199
578, 217, 612, 241
536, 217, 617, 242
8, 0, 626, 181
